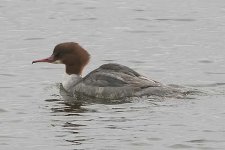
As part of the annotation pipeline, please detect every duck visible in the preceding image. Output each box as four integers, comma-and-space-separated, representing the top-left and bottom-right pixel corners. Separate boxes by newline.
32, 42, 184, 101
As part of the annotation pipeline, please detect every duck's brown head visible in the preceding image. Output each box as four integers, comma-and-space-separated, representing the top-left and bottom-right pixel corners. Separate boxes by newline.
32, 42, 90, 75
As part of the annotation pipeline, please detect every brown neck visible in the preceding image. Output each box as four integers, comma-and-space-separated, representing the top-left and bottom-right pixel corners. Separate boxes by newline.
66, 64, 84, 75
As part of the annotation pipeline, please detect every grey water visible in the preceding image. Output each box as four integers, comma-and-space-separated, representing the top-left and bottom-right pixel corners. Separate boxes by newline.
1, 0, 225, 149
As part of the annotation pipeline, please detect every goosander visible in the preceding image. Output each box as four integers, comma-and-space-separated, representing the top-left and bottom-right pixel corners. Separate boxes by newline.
33, 42, 184, 101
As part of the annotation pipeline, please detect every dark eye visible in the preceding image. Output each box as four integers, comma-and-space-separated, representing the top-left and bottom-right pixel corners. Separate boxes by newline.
54, 52, 61, 58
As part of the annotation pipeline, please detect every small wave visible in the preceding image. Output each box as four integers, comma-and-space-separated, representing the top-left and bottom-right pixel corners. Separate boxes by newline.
186, 83, 225, 88
24, 37, 45, 41
155, 18, 196, 22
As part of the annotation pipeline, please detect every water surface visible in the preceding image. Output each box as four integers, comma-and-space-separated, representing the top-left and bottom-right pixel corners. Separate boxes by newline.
1, 0, 225, 149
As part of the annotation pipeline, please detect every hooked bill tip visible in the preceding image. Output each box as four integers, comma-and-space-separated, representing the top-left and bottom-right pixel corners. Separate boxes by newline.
32, 61, 37, 64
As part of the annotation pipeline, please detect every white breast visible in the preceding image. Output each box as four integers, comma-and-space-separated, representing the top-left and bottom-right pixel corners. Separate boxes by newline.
62, 74, 82, 93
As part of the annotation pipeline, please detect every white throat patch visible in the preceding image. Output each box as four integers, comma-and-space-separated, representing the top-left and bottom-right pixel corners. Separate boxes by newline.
52, 60, 62, 64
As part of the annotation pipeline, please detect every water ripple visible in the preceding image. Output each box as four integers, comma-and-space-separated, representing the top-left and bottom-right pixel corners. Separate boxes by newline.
70, 18, 97, 21
155, 18, 196, 22
24, 37, 45, 41
169, 144, 193, 149
0, 73, 16, 77
205, 72, 225, 75
0, 108, 7, 113
187, 139, 225, 143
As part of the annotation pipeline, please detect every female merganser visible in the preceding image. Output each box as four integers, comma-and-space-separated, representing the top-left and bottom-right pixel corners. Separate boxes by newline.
33, 42, 184, 101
